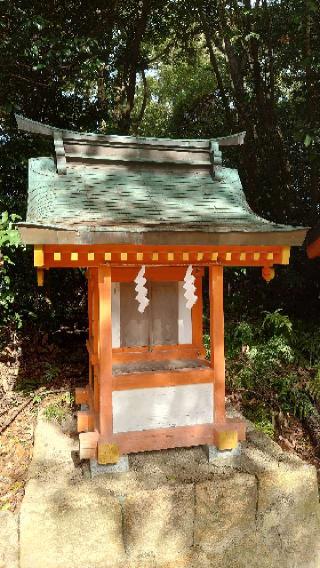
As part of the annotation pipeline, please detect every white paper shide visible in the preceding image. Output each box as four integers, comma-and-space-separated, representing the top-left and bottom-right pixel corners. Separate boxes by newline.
183, 265, 198, 309
134, 265, 150, 313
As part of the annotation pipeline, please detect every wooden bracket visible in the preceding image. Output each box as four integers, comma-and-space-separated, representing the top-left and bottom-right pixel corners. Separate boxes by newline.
37, 269, 44, 287
281, 246, 290, 265
77, 410, 94, 433
213, 418, 246, 450
79, 432, 98, 461
53, 132, 67, 174
216, 430, 238, 451
75, 386, 88, 405
97, 442, 120, 465
34, 245, 44, 267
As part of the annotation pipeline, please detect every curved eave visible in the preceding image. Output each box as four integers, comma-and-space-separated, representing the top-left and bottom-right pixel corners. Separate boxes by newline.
17, 224, 307, 247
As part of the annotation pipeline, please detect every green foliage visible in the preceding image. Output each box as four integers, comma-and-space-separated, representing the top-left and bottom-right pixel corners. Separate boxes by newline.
291, 323, 320, 367
0, 211, 23, 328
43, 392, 74, 424
43, 363, 60, 383
262, 309, 293, 339
233, 321, 254, 349
227, 312, 319, 428
245, 406, 275, 438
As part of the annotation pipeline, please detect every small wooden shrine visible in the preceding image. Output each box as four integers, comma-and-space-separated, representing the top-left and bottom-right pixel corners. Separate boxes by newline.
16, 115, 306, 464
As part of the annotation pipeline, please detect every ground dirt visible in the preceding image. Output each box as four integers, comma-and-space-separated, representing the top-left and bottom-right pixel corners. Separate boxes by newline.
0, 329, 87, 512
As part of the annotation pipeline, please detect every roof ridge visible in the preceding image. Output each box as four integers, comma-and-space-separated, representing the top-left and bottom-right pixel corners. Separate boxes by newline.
15, 114, 245, 147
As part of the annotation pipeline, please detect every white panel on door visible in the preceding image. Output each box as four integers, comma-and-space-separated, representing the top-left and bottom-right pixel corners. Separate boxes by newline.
112, 383, 213, 433
111, 282, 120, 348
178, 281, 192, 344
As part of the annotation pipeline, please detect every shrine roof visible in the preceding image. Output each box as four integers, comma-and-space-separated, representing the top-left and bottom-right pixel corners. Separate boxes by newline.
16, 115, 306, 246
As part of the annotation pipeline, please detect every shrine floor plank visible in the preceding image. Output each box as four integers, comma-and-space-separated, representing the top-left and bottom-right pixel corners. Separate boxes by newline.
112, 358, 210, 375
112, 359, 213, 390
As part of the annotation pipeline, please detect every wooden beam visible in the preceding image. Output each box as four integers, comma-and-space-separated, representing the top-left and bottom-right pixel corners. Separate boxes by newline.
79, 431, 98, 460
77, 410, 94, 433
113, 423, 214, 454
98, 265, 113, 438
209, 265, 225, 423
91, 269, 99, 414
42, 244, 286, 268
192, 275, 203, 350
111, 419, 245, 454
112, 345, 203, 364
112, 367, 214, 391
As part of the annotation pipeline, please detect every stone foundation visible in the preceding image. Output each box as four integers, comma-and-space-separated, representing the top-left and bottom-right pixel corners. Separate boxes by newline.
11, 414, 320, 568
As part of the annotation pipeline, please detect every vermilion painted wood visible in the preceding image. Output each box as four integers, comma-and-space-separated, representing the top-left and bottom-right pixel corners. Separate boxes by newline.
111, 342, 203, 354
112, 423, 214, 453
78, 417, 246, 458
92, 269, 100, 414
213, 418, 246, 444
75, 387, 88, 405
77, 410, 94, 433
210, 266, 226, 423
307, 239, 320, 259
112, 367, 213, 391
111, 267, 193, 282
87, 271, 94, 391
111, 346, 204, 364
98, 265, 113, 439
111, 418, 245, 454
42, 244, 285, 268
192, 275, 203, 349
44, 244, 284, 253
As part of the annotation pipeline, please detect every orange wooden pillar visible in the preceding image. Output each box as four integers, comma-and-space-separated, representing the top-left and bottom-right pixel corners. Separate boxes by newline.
98, 265, 113, 438
209, 265, 226, 424
192, 273, 203, 354
87, 269, 93, 391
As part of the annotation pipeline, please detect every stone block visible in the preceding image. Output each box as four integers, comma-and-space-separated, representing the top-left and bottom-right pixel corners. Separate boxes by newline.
194, 474, 257, 555
256, 465, 320, 567
206, 444, 241, 466
123, 485, 194, 562
0, 512, 18, 568
20, 479, 125, 568
90, 456, 129, 477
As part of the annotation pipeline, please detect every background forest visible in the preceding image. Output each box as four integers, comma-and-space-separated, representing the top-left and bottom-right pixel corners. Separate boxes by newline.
1, 0, 320, 442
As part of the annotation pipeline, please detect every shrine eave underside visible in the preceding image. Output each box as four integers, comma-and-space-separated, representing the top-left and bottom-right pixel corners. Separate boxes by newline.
18, 225, 307, 247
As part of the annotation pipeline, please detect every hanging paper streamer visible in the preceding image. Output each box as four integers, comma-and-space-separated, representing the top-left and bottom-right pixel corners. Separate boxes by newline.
134, 265, 150, 313
183, 265, 198, 309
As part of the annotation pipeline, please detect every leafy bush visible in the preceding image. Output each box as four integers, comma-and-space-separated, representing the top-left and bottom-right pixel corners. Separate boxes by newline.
226, 311, 320, 432
262, 309, 293, 339
0, 211, 23, 328
43, 392, 74, 424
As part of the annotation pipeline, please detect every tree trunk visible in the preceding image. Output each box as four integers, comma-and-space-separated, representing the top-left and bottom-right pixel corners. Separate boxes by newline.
118, 0, 152, 134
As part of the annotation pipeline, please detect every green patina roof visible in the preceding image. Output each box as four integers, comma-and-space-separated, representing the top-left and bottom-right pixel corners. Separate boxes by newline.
24, 157, 296, 234
16, 115, 307, 246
